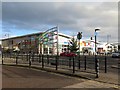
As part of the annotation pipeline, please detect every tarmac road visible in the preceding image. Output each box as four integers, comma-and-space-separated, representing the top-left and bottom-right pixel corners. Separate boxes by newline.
2, 65, 119, 90
2, 65, 85, 88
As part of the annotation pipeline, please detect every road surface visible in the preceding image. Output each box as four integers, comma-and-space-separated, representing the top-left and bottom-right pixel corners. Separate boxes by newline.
2, 65, 85, 88
2, 65, 119, 89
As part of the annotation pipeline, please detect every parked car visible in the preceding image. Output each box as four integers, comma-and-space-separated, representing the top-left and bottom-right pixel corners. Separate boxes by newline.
60, 52, 67, 56
112, 52, 120, 58
60, 52, 77, 57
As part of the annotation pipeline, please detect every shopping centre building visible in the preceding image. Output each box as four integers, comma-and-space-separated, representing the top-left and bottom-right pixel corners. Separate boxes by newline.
1, 31, 72, 55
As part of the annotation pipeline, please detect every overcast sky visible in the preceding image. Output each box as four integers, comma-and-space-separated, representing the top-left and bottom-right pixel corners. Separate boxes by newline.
1, 1, 118, 42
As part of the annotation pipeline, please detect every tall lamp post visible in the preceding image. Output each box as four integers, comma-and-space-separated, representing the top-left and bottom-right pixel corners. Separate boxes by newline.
95, 28, 100, 78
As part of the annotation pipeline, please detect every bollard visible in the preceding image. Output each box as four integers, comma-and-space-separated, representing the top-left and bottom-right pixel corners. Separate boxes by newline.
73, 57, 75, 73
96, 59, 99, 78
42, 55, 44, 68
105, 53, 107, 73
69, 57, 71, 68
84, 56, 86, 70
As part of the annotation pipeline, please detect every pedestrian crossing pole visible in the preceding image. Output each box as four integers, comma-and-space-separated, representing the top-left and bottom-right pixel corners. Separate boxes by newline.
96, 59, 99, 78
95, 28, 100, 78
77, 32, 82, 69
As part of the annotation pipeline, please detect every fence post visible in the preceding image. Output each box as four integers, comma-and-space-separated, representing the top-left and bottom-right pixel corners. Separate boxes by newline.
105, 53, 107, 73
16, 54, 18, 65
69, 57, 71, 68
26, 54, 28, 61
73, 56, 75, 73
47, 55, 49, 64
2, 53, 3, 65
78, 55, 80, 69
42, 55, 44, 68
39, 54, 41, 63
84, 56, 86, 70
32, 52, 34, 62
29, 54, 31, 68
56, 55, 58, 70
10, 52, 11, 58
22, 52, 23, 60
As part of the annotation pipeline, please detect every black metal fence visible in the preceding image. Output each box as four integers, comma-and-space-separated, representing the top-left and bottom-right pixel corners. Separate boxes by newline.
2, 52, 113, 78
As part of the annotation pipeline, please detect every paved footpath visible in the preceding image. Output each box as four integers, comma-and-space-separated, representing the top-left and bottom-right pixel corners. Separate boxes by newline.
64, 80, 117, 88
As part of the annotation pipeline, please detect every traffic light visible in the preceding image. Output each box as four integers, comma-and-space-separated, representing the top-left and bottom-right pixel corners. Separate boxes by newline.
77, 32, 82, 40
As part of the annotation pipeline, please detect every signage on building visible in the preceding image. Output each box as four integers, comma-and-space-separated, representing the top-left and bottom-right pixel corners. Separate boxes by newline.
39, 27, 58, 45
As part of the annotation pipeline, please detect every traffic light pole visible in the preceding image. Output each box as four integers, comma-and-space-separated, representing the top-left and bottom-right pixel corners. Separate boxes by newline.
77, 32, 82, 70
95, 29, 100, 78
78, 39, 80, 69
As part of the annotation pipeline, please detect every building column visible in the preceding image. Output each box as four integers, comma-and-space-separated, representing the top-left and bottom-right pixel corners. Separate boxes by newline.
48, 46, 49, 55
42, 44, 44, 54
38, 43, 40, 54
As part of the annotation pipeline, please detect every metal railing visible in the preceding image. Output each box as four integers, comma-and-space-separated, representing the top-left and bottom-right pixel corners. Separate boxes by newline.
1, 52, 113, 78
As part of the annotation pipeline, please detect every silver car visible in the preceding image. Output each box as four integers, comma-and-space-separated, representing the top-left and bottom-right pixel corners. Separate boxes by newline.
112, 52, 120, 58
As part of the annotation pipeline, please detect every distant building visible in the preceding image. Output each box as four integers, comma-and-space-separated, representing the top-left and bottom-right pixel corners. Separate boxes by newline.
77, 39, 98, 55
77, 39, 118, 54
1, 32, 71, 55
97, 42, 118, 54
2, 31, 118, 55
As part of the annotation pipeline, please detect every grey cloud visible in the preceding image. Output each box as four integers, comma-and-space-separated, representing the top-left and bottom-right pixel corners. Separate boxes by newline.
2, 2, 118, 42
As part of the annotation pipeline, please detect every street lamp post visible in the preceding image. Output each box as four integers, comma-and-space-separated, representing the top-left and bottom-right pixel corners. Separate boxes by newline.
95, 28, 100, 78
